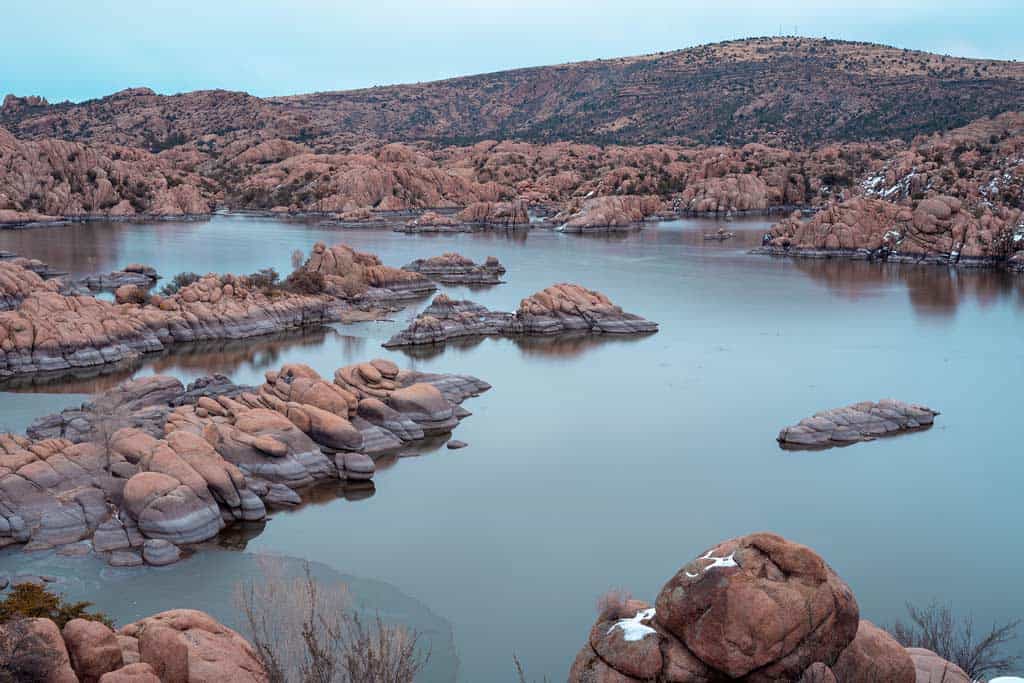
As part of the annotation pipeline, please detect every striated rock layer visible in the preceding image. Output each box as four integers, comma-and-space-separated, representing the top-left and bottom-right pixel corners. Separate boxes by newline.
402, 253, 506, 285
4, 360, 487, 566
384, 284, 657, 348
777, 399, 938, 448
568, 532, 927, 683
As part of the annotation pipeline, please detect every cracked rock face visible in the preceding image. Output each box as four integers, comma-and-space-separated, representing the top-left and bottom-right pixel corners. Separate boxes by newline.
384, 285, 658, 348
569, 533, 879, 683
777, 399, 938, 448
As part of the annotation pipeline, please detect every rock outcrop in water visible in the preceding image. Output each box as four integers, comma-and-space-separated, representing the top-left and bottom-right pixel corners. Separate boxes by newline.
402, 254, 505, 285
558, 195, 664, 232
74, 264, 159, 292
300, 241, 436, 301
5, 360, 487, 565
0, 608, 266, 682
777, 399, 938, 448
384, 284, 658, 348
456, 200, 530, 226
758, 197, 1024, 269
0, 243, 433, 379
569, 532, 926, 683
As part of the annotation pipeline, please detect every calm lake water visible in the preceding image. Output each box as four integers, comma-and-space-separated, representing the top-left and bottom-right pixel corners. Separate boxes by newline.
1, 215, 1022, 681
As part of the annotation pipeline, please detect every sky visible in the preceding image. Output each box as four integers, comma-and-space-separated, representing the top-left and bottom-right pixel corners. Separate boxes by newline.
3, 1, 1022, 103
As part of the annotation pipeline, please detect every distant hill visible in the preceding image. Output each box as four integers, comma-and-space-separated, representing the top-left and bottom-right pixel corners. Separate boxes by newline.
4, 37, 1024, 151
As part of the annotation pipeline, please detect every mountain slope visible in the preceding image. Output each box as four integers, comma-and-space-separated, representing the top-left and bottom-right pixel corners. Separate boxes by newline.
4, 37, 1024, 150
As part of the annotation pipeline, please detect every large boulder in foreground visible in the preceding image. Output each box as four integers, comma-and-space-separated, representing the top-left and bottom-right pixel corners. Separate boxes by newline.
832, 620, 915, 683
906, 648, 971, 683
656, 533, 859, 680
569, 532, 870, 682
118, 609, 267, 682
777, 399, 939, 448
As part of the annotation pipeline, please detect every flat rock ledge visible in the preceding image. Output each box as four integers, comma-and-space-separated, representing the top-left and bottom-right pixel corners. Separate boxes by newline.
402, 253, 506, 285
384, 284, 658, 348
569, 532, 936, 683
777, 399, 938, 449
3, 359, 488, 568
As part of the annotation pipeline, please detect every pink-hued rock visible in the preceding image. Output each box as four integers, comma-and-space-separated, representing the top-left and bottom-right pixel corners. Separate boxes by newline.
63, 618, 124, 683
906, 647, 972, 683
560, 195, 663, 231
402, 253, 506, 285
777, 399, 938, 448
119, 609, 267, 683
456, 200, 529, 226
98, 663, 161, 683
569, 533, 867, 683
832, 620, 916, 683
301, 242, 435, 299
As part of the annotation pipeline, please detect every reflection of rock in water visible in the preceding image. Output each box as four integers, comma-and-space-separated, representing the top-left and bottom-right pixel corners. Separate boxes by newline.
0, 547, 460, 683
792, 258, 1021, 317
0, 327, 337, 394
511, 330, 648, 358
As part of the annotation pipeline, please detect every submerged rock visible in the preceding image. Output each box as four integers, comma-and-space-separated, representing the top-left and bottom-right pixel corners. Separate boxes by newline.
384, 284, 657, 348
402, 253, 506, 285
777, 399, 939, 448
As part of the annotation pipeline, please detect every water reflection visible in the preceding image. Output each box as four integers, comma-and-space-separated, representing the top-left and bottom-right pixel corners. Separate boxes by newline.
791, 258, 1024, 318
0, 327, 341, 394
388, 331, 652, 361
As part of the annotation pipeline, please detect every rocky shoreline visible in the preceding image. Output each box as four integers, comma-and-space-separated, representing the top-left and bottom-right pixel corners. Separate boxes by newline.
0, 358, 488, 568
0, 241, 436, 380
384, 284, 658, 348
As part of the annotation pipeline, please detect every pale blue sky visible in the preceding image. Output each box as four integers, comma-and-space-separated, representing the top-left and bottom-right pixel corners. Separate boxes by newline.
3, 1, 1021, 102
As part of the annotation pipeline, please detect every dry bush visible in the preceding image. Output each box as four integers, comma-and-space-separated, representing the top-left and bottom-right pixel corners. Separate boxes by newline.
159, 271, 201, 296
234, 556, 428, 683
283, 270, 326, 295
245, 268, 280, 292
334, 273, 368, 298
887, 600, 1021, 679
291, 249, 306, 270
596, 588, 633, 620
0, 583, 113, 629
0, 618, 57, 683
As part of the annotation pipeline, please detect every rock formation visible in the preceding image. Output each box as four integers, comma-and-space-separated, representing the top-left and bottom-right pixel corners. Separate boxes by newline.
396, 211, 467, 233
559, 195, 664, 232
568, 532, 931, 683
4, 360, 487, 565
384, 285, 657, 348
300, 242, 436, 301
402, 254, 506, 285
74, 264, 159, 293
456, 200, 530, 226
777, 399, 939, 448
0, 608, 267, 682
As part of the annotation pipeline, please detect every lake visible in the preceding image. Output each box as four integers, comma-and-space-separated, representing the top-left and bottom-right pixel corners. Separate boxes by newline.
1, 214, 1021, 681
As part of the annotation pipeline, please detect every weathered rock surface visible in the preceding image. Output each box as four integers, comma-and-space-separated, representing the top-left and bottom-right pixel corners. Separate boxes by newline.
777, 399, 938, 448
402, 253, 506, 285
63, 617, 124, 683
384, 285, 657, 348
119, 609, 267, 682
832, 620, 916, 683
568, 532, 879, 683
5, 360, 486, 561
456, 200, 530, 226
906, 647, 972, 683
559, 196, 663, 232
301, 241, 436, 300
75, 264, 159, 292
0, 261, 339, 379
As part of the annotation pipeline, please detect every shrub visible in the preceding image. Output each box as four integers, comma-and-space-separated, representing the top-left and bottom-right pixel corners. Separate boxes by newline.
887, 600, 1021, 679
291, 249, 305, 270
159, 271, 201, 296
283, 270, 325, 295
234, 557, 428, 683
334, 273, 368, 299
0, 583, 113, 629
245, 268, 280, 292
595, 588, 633, 621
